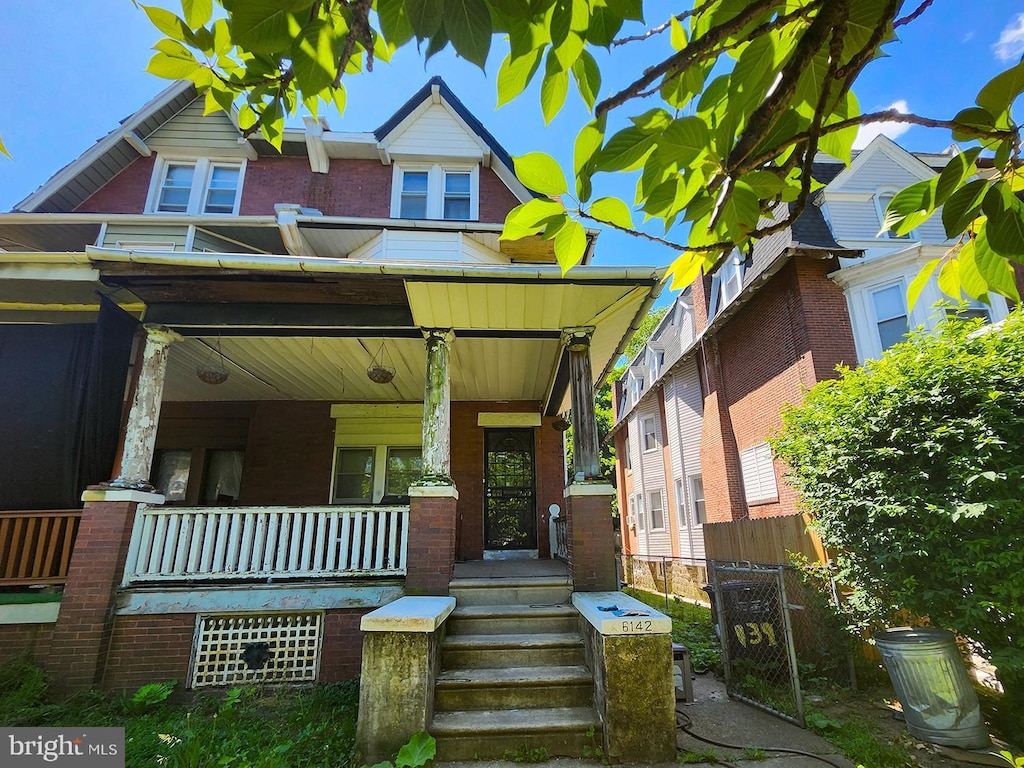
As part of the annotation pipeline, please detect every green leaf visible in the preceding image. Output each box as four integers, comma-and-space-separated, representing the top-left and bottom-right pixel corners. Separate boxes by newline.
181, 0, 213, 28
935, 148, 981, 206
497, 49, 543, 108
553, 218, 587, 273
501, 198, 565, 240
589, 197, 633, 230
424, 29, 449, 61
715, 179, 760, 240
146, 50, 201, 80
231, 0, 301, 54
669, 15, 686, 51
408, 0, 444, 38
550, 0, 572, 47
956, 240, 991, 301
738, 170, 787, 199
951, 107, 995, 142
585, 6, 623, 47
378, 0, 415, 47
971, 227, 1018, 301
540, 51, 568, 124
395, 732, 436, 768
605, 0, 643, 22
941, 179, 989, 238
212, 18, 232, 55
142, 6, 192, 41
333, 83, 347, 117
665, 251, 706, 291
659, 117, 709, 168
291, 20, 336, 97
573, 115, 605, 202
0, 132, 10, 159
513, 152, 567, 196
976, 60, 1024, 126
818, 90, 860, 166
445, 0, 492, 69
882, 178, 939, 237
595, 126, 656, 172
727, 34, 778, 115
630, 108, 672, 134
937, 257, 961, 301
907, 258, 940, 310
570, 49, 600, 111
981, 182, 1024, 258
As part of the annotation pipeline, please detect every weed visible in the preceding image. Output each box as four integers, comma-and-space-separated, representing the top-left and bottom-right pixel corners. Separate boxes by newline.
582, 724, 604, 761
503, 743, 550, 763
805, 706, 911, 768
742, 747, 767, 760
997, 750, 1024, 767
677, 748, 718, 763
622, 588, 720, 673
127, 680, 176, 714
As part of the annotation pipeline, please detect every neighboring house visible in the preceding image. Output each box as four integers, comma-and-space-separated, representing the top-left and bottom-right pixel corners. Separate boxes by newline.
613, 135, 1011, 564
0, 76, 666, 750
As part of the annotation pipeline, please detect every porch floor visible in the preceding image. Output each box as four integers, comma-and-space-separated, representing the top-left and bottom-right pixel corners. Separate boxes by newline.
452, 559, 569, 580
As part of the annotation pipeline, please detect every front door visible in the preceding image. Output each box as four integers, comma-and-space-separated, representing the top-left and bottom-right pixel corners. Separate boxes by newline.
484, 429, 537, 550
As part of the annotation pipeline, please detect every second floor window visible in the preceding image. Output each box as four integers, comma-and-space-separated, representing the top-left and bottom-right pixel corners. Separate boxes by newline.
151, 158, 243, 215
876, 192, 912, 240
642, 416, 658, 451
871, 283, 910, 352
392, 164, 478, 220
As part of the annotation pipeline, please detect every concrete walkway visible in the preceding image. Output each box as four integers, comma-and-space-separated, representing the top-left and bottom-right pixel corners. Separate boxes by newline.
437, 673, 853, 768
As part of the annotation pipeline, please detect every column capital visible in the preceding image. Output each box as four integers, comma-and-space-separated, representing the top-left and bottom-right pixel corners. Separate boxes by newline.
422, 328, 455, 346
561, 327, 595, 350
142, 324, 183, 347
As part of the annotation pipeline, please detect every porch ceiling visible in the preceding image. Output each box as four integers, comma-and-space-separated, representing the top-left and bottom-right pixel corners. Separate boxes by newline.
163, 334, 561, 403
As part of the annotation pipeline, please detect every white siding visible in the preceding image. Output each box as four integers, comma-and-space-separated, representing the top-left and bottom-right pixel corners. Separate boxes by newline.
842, 151, 925, 192
635, 401, 671, 556
663, 359, 705, 561
103, 224, 188, 250
826, 199, 882, 241
388, 103, 482, 157
352, 231, 508, 264
147, 100, 247, 156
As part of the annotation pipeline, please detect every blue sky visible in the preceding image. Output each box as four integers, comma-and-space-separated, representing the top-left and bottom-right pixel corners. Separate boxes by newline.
2, 0, 1023, 276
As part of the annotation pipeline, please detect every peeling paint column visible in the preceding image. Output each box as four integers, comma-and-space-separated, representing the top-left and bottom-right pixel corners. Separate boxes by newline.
563, 327, 617, 592
406, 329, 458, 596
110, 325, 181, 489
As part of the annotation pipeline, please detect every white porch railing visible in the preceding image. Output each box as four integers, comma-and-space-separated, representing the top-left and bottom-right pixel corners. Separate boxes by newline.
123, 505, 409, 584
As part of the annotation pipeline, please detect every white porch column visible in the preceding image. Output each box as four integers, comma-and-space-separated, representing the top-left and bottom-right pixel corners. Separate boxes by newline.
563, 327, 600, 481
110, 324, 181, 489
421, 329, 454, 484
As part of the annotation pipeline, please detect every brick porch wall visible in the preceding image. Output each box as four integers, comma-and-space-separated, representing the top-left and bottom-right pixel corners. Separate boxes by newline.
0, 623, 54, 666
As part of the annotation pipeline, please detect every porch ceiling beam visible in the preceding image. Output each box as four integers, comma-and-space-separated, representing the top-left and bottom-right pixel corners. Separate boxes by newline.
543, 347, 571, 417
144, 302, 415, 329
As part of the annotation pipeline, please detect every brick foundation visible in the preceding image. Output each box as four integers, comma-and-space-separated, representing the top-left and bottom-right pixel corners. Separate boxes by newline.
405, 490, 458, 595
0, 623, 55, 666
566, 486, 617, 592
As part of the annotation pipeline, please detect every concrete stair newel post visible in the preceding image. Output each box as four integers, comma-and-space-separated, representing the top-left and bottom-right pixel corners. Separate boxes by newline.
406, 329, 458, 596
47, 325, 179, 693
562, 328, 617, 592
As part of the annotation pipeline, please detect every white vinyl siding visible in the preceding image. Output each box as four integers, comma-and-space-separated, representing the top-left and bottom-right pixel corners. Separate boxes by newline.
104, 224, 188, 250
387, 103, 484, 157
740, 443, 778, 504
146, 99, 247, 155
348, 230, 507, 264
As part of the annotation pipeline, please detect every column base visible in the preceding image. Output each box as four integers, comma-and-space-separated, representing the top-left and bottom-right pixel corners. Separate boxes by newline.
565, 483, 617, 593
405, 485, 458, 596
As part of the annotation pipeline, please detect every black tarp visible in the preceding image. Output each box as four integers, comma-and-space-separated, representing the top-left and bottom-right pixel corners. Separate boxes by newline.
0, 296, 138, 509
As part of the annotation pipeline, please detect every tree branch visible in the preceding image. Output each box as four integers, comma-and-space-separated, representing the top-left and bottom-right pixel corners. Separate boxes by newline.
894, 0, 935, 28
611, 0, 717, 47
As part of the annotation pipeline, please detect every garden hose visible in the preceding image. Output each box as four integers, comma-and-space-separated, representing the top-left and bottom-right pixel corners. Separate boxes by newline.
675, 707, 848, 768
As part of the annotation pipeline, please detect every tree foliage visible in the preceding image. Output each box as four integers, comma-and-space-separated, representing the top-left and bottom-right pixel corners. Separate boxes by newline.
771, 311, 1024, 714
143, 0, 1024, 301
624, 306, 668, 362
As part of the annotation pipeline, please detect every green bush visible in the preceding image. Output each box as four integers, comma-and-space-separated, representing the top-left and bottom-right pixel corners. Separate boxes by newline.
772, 311, 1024, 725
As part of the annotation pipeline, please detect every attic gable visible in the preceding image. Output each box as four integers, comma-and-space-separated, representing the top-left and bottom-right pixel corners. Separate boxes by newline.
384, 102, 487, 160
826, 135, 937, 194
145, 99, 250, 159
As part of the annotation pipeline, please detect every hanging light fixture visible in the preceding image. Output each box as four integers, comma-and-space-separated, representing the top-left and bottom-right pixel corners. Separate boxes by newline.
366, 339, 396, 384
196, 337, 230, 385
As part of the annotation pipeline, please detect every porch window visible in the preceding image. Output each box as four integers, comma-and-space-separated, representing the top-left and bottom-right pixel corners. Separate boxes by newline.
648, 489, 665, 530
201, 449, 244, 504
689, 475, 706, 525
385, 448, 422, 496
333, 448, 375, 503
153, 449, 192, 502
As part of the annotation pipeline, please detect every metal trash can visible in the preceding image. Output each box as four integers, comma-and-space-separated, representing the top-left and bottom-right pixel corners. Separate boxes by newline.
873, 627, 990, 749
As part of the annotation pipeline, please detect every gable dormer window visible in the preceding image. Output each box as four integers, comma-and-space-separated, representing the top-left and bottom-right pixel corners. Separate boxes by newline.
149, 157, 245, 216
392, 164, 478, 221
876, 191, 912, 240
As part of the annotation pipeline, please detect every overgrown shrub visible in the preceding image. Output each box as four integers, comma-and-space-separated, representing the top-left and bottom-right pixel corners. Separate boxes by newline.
772, 311, 1024, 726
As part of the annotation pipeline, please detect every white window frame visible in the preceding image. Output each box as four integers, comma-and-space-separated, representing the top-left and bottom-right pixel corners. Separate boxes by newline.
390, 163, 480, 221
675, 478, 688, 529
649, 349, 664, 382
624, 434, 632, 473
146, 155, 246, 216
642, 416, 658, 452
634, 493, 646, 532
708, 250, 745, 317
875, 189, 914, 240
739, 444, 778, 505
689, 475, 706, 526
330, 444, 422, 504
869, 281, 911, 354
647, 489, 665, 531
631, 374, 644, 405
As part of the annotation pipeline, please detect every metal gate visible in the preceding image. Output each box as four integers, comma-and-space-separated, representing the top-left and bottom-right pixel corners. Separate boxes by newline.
708, 561, 804, 725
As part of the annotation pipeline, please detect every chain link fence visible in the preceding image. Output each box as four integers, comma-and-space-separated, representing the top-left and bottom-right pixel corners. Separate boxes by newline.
621, 554, 856, 727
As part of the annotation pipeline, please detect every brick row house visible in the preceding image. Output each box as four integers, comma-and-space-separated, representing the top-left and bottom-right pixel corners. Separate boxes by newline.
613, 136, 1012, 569
0, 78, 679, 759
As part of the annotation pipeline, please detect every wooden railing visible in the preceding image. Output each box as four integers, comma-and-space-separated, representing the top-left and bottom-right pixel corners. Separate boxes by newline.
553, 516, 569, 562
123, 505, 410, 584
0, 510, 81, 586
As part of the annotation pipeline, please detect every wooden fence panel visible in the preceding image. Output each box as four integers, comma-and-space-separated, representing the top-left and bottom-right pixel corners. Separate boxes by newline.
702, 513, 827, 565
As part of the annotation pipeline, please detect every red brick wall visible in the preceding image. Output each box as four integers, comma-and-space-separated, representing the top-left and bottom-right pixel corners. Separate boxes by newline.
75, 156, 156, 213
73, 155, 520, 222
406, 494, 458, 595
101, 608, 369, 692
0, 623, 54, 666
566, 491, 617, 592
450, 401, 564, 561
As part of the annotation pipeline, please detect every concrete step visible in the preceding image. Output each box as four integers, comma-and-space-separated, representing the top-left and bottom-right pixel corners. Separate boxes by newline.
431, 707, 603, 760
448, 577, 572, 607
434, 665, 593, 710
445, 604, 579, 635
441, 632, 586, 669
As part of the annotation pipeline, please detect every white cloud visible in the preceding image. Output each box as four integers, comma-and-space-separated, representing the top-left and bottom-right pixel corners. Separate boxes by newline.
994, 13, 1024, 63
852, 100, 911, 150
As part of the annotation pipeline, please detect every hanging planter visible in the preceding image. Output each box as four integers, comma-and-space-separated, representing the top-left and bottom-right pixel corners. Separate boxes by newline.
366, 339, 396, 384
196, 337, 229, 385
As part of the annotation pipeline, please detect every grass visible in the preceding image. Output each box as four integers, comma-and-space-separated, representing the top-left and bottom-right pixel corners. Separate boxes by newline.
0, 657, 359, 768
804, 702, 914, 768
622, 587, 721, 673
676, 747, 718, 763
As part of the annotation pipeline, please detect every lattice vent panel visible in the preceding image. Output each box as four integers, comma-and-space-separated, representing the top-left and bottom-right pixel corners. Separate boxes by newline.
190, 612, 322, 688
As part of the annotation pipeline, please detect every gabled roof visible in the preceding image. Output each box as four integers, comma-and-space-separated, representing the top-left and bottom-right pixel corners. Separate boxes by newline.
826, 134, 938, 192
